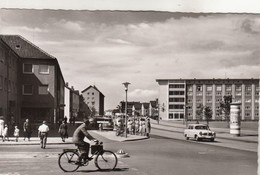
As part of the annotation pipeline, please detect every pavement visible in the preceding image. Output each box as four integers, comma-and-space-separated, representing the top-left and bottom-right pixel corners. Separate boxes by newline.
0, 130, 148, 146
0, 120, 258, 145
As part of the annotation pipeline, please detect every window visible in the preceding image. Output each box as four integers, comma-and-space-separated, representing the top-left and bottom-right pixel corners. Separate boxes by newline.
169, 84, 185, 88
197, 92, 202, 96
92, 102, 95, 105
245, 106, 251, 110
39, 85, 48, 95
206, 98, 212, 103
216, 85, 222, 91
226, 85, 231, 91
216, 92, 222, 96
169, 113, 173, 119
245, 85, 252, 91
23, 85, 33, 95
188, 92, 193, 96
187, 85, 193, 91
206, 92, 212, 96
187, 106, 192, 110
169, 98, 184, 102
169, 91, 184, 95
92, 92, 94, 95
197, 85, 202, 92
245, 98, 251, 103
196, 99, 202, 103
235, 85, 241, 91
235, 91, 241, 96
256, 85, 260, 92
188, 99, 192, 103
39, 65, 49, 74
23, 63, 33, 73
206, 85, 212, 91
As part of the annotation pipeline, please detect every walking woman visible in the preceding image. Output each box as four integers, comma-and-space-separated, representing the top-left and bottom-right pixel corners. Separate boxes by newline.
23, 119, 32, 141
58, 120, 68, 142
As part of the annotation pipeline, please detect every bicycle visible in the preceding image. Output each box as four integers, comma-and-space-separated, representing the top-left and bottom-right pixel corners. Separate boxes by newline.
58, 141, 118, 172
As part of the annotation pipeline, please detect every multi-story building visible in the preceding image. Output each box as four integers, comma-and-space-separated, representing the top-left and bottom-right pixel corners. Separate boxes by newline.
156, 78, 259, 121
82, 85, 105, 116
0, 35, 65, 126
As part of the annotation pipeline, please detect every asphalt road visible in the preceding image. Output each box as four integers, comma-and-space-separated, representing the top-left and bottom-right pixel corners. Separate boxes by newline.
0, 132, 257, 175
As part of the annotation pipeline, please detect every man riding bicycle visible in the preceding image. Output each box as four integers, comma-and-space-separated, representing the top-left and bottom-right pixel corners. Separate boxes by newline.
72, 118, 99, 163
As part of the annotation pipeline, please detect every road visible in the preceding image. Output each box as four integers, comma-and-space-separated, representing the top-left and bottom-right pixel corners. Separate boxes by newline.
0, 131, 257, 175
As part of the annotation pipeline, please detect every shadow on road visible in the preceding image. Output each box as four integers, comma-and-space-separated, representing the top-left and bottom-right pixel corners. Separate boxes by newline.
78, 168, 129, 173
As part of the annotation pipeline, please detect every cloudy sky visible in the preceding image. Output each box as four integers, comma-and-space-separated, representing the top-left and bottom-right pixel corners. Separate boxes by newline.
0, 2, 260, 109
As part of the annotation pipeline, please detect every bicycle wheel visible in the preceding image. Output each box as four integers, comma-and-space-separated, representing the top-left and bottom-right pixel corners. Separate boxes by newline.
58, 151, 80, 172
95, 150, 118, 170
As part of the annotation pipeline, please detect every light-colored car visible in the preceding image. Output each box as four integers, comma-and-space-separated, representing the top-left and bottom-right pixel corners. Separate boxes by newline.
184, 124, 216, 141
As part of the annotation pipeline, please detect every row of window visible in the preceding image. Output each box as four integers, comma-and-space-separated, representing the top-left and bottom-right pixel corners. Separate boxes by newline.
169, 84, 185, 89
169, 113, 184, 119
186, 98, 259, 103
186, 113, 259, 117
186, 105, 259, 110
23, 64, 49, 74
187, 91, 259, 96
23, 84, 49, 95
0, 76, 17, 94
187, 85, 260, 92
87, 92, 95, 95
169, 91, 185, 95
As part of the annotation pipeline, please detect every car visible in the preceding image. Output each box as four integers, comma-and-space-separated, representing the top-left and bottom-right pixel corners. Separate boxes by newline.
184, 124, 216, 141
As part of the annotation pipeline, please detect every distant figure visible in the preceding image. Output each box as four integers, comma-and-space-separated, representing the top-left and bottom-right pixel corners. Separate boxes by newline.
146, 118, 151, 138
59, 120, 68, 142
13, 126, 20, 142
23, 119, 32, 141
64, 116, 68, 124
0, 116, 4, 140
38, 121, 49, 149
3, 124, 9, 142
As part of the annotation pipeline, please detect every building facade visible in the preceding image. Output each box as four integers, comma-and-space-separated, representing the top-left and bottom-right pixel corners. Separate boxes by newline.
156, 78, 259, 121
82, 85, 105, 116
0, 35, 65, 126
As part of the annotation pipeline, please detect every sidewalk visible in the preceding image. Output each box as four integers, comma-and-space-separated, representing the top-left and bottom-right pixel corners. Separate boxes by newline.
150, 119, 258, 143
0, 130, 147, 146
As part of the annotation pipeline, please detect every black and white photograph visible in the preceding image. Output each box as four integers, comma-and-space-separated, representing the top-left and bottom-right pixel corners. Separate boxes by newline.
0, 0, 259, 175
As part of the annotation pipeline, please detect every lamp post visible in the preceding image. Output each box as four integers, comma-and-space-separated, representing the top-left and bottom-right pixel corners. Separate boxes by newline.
122, 82, 130, 138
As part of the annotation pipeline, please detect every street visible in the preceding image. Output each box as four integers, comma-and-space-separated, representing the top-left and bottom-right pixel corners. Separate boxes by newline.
0, 131, 257, 175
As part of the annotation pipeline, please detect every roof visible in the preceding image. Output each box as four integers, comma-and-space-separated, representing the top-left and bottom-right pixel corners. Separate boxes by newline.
82, 85, 105, 97
0, 35, 65, 84
156, 78, 259, 82
150, 101, 157, 108
0, 35, 55, 59
142, 103, 150, 109
132, 102, 142, 110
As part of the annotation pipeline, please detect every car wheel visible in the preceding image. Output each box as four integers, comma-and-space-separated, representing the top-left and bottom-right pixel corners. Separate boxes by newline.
211, 138, 214, 142
185, 135, 189, 140
195, 135, 200, 141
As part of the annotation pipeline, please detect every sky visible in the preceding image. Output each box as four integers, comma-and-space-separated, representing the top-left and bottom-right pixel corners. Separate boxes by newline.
0, 1, 260, 110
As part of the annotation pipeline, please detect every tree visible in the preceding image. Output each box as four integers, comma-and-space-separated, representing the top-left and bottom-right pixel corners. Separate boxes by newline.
204, 106, 212, 126
90, 106, 97, 118
219, 95, 232, 127
196, 104, 204, 123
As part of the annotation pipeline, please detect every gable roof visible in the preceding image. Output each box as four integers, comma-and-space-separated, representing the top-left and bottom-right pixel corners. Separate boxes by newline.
0, 35, 55, 59
82, 85, 105, 97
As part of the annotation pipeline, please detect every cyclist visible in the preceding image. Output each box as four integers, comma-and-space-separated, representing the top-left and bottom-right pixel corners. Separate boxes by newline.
72, 118, 98, 163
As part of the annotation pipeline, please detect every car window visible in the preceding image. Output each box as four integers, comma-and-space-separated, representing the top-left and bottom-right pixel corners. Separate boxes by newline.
195, 125, 208, 130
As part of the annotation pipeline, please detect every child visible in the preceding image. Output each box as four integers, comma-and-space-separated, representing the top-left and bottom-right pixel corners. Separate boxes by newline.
14, 126, 20, 142
3, 124, 9, 142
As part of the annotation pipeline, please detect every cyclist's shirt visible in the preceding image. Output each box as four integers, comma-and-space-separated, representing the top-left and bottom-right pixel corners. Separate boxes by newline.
72, 123, 95, 144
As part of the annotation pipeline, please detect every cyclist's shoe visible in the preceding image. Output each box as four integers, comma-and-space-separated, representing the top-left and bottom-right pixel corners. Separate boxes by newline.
84, 157, 93, 161
75, 161, 84, 166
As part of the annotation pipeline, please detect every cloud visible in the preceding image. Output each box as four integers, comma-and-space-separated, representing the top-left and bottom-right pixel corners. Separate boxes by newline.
128, 89, 158, 99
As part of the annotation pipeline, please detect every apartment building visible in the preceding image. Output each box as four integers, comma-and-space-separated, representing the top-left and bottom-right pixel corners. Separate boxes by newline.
0, 35, 65, 126
82, 85, 105, 116
156, 78, 259, 121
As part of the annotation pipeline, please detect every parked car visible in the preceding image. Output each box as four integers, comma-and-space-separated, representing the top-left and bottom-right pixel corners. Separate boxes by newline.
184, 124, 216, 141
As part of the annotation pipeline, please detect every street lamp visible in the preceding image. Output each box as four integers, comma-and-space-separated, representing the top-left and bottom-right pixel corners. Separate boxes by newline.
122, 82, 130, 138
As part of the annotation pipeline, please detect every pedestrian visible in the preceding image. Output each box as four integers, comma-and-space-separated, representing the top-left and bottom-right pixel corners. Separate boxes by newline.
0, 116, 4, 140
146, 118, 151, 138
58, 120, 68, 142
13, 125, 20, 142
23, 119, 32, 141
64, 116, 68, 124
38, 121, 49, 149
3, 124, 9, 142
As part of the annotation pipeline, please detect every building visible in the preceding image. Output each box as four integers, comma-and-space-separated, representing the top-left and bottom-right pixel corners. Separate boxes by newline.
0, 35, 65, 126
141, 103, 149, 116
82, 85, 105, 116
156, 78, 259, 121
64, 85, 81, 122
149, 100, 159, 119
